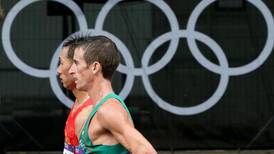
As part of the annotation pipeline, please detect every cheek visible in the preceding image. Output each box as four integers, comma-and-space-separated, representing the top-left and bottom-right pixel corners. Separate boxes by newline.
59, 68, 65, 75
78, 68, 89, 82
64, 67, 70, 74
77, 66, 85, 75
64, 64, 71, 73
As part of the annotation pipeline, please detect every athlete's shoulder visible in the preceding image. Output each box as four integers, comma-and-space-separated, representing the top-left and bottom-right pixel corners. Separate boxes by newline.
97, 98, 125, 115
96, 98, 128, 125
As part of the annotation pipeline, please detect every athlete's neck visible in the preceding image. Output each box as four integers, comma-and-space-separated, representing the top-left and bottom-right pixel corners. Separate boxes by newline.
72, 89, 89, 106
87, 78, 113, 106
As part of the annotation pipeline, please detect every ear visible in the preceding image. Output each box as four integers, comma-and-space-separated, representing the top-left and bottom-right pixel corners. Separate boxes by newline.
90, 61, 101, 73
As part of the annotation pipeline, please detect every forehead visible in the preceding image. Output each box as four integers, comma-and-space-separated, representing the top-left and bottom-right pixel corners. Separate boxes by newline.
74, 47, 85, 59
60, 46, 69, 58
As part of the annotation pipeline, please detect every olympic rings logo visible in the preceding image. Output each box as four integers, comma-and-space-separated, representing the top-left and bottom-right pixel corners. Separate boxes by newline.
2, 0, 274, 115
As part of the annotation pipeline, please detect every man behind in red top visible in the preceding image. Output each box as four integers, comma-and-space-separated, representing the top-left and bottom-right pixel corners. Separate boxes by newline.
57, 35, 93, 154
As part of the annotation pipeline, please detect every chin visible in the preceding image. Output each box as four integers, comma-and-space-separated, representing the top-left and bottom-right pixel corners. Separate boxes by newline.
61, 82, 67, 88
76, 85, 83, 90
77, 85, 86, 91
64, 85, 72, 90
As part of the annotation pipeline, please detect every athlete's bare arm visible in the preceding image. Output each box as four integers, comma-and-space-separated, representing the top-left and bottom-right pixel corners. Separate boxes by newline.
96, 99, 157, 154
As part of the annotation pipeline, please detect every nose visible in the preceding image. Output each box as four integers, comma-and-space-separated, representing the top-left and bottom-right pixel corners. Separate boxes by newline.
57, 64, 61, 75
69, 63, 76, 75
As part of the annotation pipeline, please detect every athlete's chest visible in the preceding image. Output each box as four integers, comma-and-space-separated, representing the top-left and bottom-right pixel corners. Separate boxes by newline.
87, 115, 116, 145
74, 106, 93, 137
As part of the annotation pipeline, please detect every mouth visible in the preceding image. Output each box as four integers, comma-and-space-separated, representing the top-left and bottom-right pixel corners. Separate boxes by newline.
59, 75, 64, 81
72, 75, 78, 83
58, 77, 63, 83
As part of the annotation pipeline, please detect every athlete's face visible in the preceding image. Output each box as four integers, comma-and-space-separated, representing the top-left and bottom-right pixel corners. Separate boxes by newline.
57, 47, 76, 90
69, 48, 94, 91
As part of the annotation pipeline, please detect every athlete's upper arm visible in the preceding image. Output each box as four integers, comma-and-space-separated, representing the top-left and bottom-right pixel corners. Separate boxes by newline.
96, 99, 157, 154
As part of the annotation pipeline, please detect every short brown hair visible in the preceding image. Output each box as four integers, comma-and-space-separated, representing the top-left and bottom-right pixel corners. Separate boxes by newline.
76, 36, 120, 80
63, 34, 92, 60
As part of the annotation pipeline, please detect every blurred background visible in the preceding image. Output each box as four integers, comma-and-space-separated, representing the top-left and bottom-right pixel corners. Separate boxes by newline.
1, 0, 274, 153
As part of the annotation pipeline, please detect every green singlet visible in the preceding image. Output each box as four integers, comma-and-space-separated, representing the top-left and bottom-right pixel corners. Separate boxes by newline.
79, 93, 131, 154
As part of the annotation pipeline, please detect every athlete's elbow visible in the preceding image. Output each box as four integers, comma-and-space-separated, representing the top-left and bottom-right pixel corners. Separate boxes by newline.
145, 147, 157, 154
138, 146, 157, 154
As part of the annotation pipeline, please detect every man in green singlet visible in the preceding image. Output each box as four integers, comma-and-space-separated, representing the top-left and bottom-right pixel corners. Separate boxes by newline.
69, 35, 157, 154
